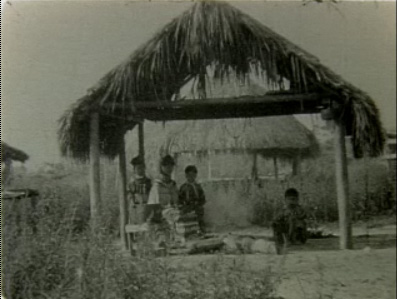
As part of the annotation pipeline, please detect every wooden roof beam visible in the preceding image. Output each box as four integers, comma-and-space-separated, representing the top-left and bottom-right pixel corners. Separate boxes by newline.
133, 93, 333, 108
131, 93, 333, 121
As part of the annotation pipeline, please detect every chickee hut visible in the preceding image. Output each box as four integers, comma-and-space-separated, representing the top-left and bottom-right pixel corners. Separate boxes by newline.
58, 1, 385, 250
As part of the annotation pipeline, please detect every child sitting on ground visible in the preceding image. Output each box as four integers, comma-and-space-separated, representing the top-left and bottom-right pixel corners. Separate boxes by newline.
272, 188, 308, 253
178, 165, 206, 234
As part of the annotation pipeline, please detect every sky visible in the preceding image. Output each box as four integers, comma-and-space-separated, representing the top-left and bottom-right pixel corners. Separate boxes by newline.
2, 1, 396, 169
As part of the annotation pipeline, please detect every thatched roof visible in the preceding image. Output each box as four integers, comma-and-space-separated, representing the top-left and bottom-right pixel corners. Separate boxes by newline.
163, 116, 319, 159
1, 141, 29, 163
58, 1, 385, 161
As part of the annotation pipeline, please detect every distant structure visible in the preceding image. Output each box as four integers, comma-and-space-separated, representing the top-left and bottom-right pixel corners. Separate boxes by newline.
2, 141, 29, 163
162, 116, 319, 181
1, 141, 29, 188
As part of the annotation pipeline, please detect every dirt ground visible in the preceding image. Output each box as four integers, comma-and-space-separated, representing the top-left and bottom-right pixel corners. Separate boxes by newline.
119, 220, 396, 299
275, 247, 396, 299
168, 246, 395, 299
165, 223, 396, 299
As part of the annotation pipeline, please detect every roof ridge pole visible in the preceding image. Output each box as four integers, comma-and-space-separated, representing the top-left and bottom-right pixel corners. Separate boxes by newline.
89, 111, 101, 229
334, 115, 353, 250
118, 133, 128, 250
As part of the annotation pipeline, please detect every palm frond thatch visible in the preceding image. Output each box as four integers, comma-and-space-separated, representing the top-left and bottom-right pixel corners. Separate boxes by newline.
57, 96, 135, 160
1, 141, 29, 163
58, 1, 385, 160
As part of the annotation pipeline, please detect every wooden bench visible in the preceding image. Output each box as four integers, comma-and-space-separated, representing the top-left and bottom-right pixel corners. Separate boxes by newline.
125, 223, 149, 255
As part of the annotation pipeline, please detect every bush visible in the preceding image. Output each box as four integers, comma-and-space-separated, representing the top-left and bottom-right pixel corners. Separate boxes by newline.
3, 200, 80, 298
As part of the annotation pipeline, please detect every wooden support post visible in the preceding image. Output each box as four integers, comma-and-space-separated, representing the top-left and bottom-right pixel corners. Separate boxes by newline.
138, 122, 144, 158
334, 119, 353, 249
273, 157, 279, 180
89, 112, 101, 227
172, 154, 177, 181
251, 153, 258, 180
118, 135, 128, 250
292, 155, 301, 176
208, 152, 212, 180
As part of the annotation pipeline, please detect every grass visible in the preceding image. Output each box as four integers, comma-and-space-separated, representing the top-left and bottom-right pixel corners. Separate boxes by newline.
2, 184, 282, 299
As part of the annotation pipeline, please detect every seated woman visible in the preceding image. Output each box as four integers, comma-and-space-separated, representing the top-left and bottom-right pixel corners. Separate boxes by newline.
145, 155, 179, 249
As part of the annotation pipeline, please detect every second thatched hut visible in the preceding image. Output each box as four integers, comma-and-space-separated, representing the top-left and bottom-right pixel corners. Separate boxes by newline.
163, 115, 319, 182
162, 78, 319, 182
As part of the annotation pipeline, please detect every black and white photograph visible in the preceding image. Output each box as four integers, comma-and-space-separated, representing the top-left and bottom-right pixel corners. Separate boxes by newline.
1, 1, 396, 298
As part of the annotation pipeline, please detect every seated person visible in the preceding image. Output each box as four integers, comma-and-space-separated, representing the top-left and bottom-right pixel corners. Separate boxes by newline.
178, 165, 206, 234
272, 188, 308, 251
128, 156, 152, 224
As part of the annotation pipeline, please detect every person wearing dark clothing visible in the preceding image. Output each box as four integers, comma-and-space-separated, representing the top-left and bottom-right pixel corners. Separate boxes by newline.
272, 188, 307, 254
178, 165, 206, 233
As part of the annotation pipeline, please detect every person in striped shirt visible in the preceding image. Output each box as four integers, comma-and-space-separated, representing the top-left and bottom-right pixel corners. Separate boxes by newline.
128, 156, 152, 224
